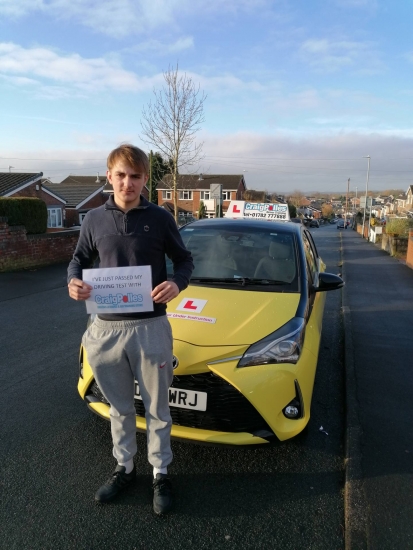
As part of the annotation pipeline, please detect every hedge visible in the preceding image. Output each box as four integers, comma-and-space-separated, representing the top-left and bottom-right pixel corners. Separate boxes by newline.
0, 197, 47, 234
386, 217, 413, 236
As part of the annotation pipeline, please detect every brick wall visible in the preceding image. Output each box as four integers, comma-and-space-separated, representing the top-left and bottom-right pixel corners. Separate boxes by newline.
0, 217, 79, 272
381, 233, 408, 256
356, 223, 369, 238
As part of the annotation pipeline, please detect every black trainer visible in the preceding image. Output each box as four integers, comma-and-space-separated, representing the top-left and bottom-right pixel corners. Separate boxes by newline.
153, 474, 173, 515
95, 465, 136, 503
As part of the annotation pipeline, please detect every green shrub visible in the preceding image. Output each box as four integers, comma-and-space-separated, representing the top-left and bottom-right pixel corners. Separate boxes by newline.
0, 197, 47, 234
386, 217, 413, 236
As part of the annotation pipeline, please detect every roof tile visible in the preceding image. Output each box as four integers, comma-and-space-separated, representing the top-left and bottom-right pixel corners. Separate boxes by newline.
0, 172, 43, 196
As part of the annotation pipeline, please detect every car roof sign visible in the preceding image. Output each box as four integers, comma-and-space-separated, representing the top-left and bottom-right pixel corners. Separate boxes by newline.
224, 201, 290, 221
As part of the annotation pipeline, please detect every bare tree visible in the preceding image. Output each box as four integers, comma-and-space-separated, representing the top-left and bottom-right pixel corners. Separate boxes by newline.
243, 189, 267, 202
141, 65, 206, 222
287, 189, 306, 208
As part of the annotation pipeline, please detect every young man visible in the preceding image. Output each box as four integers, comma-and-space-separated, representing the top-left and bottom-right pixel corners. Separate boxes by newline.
67, 144, 193, 514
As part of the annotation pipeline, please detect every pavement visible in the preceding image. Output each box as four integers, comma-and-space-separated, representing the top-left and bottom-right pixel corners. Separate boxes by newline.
0, 262, 68, 301
341, 228, 413, 549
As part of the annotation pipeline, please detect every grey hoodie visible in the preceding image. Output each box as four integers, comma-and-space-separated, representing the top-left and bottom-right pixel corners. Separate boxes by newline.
67, 195, 193, 320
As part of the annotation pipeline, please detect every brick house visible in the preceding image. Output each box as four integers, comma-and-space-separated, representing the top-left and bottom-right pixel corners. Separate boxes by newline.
0, 172, 67, 228
45, 175, 110, 227
157, 174, 247, 218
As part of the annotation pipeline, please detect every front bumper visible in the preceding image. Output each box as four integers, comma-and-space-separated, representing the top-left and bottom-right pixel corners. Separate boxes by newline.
78, 344, 318, 445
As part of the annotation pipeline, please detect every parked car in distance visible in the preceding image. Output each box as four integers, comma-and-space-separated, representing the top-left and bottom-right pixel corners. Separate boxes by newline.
337, 219, 345, 229
309, 219, 319, 228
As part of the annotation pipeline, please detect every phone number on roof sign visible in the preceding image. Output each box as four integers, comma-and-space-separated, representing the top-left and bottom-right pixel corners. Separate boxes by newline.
243, 212, 287, 219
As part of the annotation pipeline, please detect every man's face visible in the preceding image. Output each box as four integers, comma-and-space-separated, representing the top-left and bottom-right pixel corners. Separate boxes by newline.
107, 161, 148, 211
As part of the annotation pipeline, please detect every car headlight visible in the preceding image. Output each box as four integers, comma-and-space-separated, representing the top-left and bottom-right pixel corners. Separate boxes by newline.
237, 317, 305, 368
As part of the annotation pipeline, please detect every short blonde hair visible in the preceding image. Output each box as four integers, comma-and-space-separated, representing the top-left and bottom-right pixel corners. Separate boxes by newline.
107, 144, 149, 174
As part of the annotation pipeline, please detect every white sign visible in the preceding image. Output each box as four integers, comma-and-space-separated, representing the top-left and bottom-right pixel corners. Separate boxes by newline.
360, 196, 373, 208
210, 183, 222, 200
225, 201, 290, 221
176, 297, 207, 313
82, 266, 154, 314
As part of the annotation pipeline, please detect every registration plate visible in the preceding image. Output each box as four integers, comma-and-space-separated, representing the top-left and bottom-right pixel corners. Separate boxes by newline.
134, 382, 207, 411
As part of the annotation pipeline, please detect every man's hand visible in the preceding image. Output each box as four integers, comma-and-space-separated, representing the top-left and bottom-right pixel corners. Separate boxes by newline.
151, 281, 179, 304
68, 278, 93, 301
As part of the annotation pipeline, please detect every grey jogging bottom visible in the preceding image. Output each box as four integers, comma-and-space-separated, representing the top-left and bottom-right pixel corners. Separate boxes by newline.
82, 315, 174, 469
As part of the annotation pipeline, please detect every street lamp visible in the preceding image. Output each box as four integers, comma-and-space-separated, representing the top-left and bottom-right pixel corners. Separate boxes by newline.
361, 156, 371, 240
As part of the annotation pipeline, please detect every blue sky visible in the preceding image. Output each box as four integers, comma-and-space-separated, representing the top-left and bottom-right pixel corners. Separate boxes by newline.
1, 0, 413, 193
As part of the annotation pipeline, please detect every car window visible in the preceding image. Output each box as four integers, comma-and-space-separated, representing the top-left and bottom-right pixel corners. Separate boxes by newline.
168, 224, 299, 290
302, 231, 318, 281
305, 230, 319, 259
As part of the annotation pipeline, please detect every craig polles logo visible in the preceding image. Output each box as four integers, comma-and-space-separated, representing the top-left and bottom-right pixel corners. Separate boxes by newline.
95, 293, 143, 306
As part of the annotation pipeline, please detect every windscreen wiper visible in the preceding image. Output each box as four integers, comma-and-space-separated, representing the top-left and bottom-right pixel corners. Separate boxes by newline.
190, 277, 290, 286
237, 278, 291, 286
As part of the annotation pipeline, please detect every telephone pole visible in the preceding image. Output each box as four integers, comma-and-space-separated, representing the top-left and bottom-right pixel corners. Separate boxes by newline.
346, 178, 350, 221
361, 156, 371, 240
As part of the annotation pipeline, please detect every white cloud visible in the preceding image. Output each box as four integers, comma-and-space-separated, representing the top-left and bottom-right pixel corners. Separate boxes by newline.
300, 38, 383, 74
0, 0, 43, 17
0, 0, 184, 35
0, 42, 160, 93
0, 0, 275, 37
0, 74, 39, 86
0, 42, 267, 98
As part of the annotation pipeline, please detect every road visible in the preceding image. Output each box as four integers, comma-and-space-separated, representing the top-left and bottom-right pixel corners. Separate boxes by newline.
0, 225, 345, 550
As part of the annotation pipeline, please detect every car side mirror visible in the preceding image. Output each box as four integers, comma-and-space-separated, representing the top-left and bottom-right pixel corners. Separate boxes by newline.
312, 272, 344, 293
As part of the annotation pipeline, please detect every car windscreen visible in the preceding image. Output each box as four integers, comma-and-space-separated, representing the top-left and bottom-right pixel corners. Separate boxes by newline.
167, 224, 298, 291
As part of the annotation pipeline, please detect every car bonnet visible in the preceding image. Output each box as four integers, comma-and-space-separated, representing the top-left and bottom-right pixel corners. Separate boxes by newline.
167, 285, 300, 346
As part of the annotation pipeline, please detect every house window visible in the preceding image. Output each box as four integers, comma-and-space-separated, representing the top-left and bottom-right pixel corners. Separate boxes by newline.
47, 208, 62, 228
200, 191, 210, 200
222, 191, 231, 200
162, 190, 172, 200
179, 190, 193, 200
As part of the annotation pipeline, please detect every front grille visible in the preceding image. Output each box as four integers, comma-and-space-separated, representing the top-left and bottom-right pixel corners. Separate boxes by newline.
87, 372, 272, 434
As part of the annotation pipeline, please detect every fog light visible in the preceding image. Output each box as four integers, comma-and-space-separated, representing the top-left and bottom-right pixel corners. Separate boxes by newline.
282, 381, 304, 420
284, 405, 299, 418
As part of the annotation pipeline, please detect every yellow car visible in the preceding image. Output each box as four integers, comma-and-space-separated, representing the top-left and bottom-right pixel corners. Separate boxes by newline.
78, 214, 343, 445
